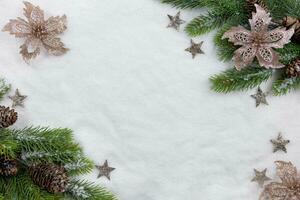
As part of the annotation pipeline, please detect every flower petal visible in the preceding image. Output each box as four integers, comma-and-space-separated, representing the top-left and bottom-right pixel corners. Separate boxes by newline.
222, 26, 253, 46
2, 18, 31, 38
249, 4, 271, 32
45, 15, 67, 35
19, 42, 41, 63
275, 161, 299, 187
42, 36, 69, 56
233, 46, 256, 70
23, 1, 44, 25
259, 182, 291, 200
256, 47, 284, 69
263, 27, 295, 48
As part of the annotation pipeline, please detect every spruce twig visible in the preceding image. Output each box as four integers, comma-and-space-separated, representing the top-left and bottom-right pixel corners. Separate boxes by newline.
210, 67, 273, 93
272, 77, 300, 95
0, 79, 10, 101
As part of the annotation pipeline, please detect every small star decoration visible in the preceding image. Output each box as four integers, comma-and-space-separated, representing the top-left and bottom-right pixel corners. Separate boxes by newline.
167, 11, 185, 31
270, 133, 290, 153
251, 168, 271, 187
96, 160, 115, 180
9, 89, 27, 108
185, 39, 204, 59
251, 87, 268, 107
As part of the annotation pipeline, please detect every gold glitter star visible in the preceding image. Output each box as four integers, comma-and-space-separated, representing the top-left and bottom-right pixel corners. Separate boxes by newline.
9, 89, 27, 108
251, 87, 268, 107
251, 168, 271, 187
185, 39, 204, 59
96, 160, 115, 180
270, 133, 290, 153
167, 11, 185, 31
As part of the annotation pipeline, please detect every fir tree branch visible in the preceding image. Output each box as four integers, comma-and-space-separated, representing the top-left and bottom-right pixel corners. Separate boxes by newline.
10, 127, 83, 164
210, 67, 273, 93
66, 179, 117, 200
185, 11, 226, 36
0, 129, 20, 158
64, 156, 94, 176
266, 0, 300, 19
272, 77, 300, 95
161, 0, 205, 9
0, 79, 10, 101
214, 25, 237, 62
277, 43, 300, 65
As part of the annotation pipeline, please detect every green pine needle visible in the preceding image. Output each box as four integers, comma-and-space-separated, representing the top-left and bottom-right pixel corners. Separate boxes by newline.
210, 67, 273, 93
272, 77, 300, 95
185, 12, 225, 36
0, 79, 10, 101
66, 179, 117, 200
161, 0, 205, 9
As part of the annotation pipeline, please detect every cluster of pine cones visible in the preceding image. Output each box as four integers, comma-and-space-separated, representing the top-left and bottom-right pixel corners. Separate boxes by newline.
0, 106, 69, 194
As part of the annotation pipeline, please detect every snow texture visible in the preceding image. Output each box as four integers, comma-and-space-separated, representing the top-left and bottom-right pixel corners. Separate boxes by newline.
1, 0, 300, 200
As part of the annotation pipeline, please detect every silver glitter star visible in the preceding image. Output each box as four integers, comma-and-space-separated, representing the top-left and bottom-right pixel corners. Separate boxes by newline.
9, 89, 27, 108
251, 168, 271, 187
251, 87, 268, 107
270, 133, 290, 153
185, 39, 204, 59
167, 11, 185, 31
96, 160, 115, 180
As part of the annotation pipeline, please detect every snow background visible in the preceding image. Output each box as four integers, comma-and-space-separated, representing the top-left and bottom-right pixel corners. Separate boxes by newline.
1, 0, 300, 199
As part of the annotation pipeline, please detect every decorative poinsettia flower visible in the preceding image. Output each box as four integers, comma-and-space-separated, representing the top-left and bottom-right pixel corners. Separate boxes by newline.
259, 161, 300, 200
222, 4, 294, 70
2, 1, 68, 62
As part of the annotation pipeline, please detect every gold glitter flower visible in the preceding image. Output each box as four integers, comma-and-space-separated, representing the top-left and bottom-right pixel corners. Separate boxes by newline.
260, 161, 300, 200
222, 4, 294, 70
2, 1, 68, 62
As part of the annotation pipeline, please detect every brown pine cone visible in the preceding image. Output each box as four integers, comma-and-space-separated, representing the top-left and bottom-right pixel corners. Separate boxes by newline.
0, 156, 19, 176
286, 58, 300, 78
0, 106, 18, 128
245, 0, 268, 15
29, 163, 69, 194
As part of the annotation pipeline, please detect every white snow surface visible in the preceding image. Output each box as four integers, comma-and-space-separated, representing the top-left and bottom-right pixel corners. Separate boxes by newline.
1, 0, 300, 200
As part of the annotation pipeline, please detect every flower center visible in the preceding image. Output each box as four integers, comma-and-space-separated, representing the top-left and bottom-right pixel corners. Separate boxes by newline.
253, 33, 265, 47
32, 25, 47, 39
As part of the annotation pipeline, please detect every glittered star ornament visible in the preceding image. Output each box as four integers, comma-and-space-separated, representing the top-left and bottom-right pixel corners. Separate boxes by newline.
167, 11, 185, 31
96, 160, 115, 180
251, 168, 271, 187
9, 89, 27, 108
270, 133, 290, 153
251, 87, 268, 107
185, 39, 204, 59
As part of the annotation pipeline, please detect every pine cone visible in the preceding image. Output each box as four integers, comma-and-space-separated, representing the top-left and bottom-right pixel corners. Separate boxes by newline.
0, 106, 18, 128
0, 156, 19, 176
245, 0, 268, 15
281, 16, 300, 43
286, 58, 300, 78
29, 163, 69, 194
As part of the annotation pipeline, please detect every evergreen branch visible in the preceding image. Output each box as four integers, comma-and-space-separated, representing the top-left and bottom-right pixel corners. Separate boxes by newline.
64, 156, 94, 176
185, 12, 226, 36
214, 25, 237, 62
0, 129, 20, 158
272, 77, 300, 95
10, 127, 84, 164
0, 79, 10, 101
161, 0, 205, 9
66, 179, 117, 200
277, 43, 300, 65
266, 0, 300, 19
210, 67, 273, 93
